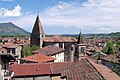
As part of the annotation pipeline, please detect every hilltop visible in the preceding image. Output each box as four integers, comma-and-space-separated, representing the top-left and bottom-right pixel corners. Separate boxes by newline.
108, 32, 120, 37
0, 22, 30, 37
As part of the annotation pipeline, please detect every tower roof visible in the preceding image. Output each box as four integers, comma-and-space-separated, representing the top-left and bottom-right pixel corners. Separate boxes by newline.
32, 15, 45, 35
77, 31, 84, 44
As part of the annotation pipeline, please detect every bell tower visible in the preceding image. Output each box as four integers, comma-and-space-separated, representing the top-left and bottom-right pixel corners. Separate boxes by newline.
30, 15, 45, 48
74, 30, 86, 61
77, 30, 86, 57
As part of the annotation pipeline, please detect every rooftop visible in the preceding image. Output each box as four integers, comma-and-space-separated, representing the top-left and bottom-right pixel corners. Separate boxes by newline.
21, 53, 56, 63
88, 58, 120, 80
33, 45, 65, 56
12, 63, 51, 77
101, 54, 120, 64
43, 35, 77, 43
11, 58, 120, 80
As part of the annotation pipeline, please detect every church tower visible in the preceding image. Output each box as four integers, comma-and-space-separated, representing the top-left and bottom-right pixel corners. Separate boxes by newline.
77, 31, 86, 55
75, 31, 86, 61
77, 31, 84, 44
30, 15, 45, 48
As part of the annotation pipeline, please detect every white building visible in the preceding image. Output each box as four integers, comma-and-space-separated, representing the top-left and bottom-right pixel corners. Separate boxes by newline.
33, 45, 65, 62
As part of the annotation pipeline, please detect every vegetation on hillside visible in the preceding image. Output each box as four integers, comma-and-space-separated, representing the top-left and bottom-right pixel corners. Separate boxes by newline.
109, 32, 120, 38
0, 34, 30, 38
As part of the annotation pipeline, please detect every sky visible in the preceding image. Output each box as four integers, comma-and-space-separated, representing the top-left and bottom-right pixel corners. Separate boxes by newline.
0, 0, 120, 34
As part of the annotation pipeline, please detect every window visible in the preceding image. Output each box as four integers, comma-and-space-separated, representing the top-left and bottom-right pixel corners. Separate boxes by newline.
81, 47, 85, 53
59, 43, 63, 48
75, 48, 78, 53
42, 35, 44, 38
64, 46, 66, 49
71, 47, 73, 51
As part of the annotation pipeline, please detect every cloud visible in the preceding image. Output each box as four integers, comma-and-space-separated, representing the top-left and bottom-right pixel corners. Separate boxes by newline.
2, 0, 14, 1
0, 4, 21, 17
4, 0, 120, 34
82, 0, 120, 13
39, 0, 120, 33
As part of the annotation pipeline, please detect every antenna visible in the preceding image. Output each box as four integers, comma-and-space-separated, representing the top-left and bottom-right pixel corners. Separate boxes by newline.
37, 11, 39, 15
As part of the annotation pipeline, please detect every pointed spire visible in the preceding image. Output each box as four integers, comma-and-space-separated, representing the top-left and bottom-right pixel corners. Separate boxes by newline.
32, 15, 45, 35
77, 29, 84, 44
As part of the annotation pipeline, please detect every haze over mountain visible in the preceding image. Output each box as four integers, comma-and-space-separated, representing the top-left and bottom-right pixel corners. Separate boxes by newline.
0, 22, 30, 36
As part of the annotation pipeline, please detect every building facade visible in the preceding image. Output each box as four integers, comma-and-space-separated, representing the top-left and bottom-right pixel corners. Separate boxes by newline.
0, 52, 15, 80
33, 45, 65, 62
31, 15, 86, 62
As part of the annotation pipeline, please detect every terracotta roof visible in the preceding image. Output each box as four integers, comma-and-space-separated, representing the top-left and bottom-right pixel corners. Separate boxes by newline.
88, 58, 120, 80
0, 43, 19, 48
31, 15, 45, 35
12, 63, 51, 77
51, 59, 104, 80
50, 62, 73, 74
3, 45, 19, 48
33, 45, 65, 56
101, 54, 120, 63
21, 53, 56, 63
63, 36, 77, 42
12, 58, 120, 79
43, 35, 77, 42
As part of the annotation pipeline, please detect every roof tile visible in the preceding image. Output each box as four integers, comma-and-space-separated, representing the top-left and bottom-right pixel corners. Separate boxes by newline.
33, 45, 65, 56
21, 53, 56, 63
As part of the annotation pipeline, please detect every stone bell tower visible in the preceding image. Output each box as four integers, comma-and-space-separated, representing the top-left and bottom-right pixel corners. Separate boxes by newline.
74, 30, 86, 61
77, 31, 86, 57
30, 15, 45, 48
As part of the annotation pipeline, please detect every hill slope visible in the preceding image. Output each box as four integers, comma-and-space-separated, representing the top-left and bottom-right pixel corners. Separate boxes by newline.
108, 32, 120, 37
0, 22, 30, 36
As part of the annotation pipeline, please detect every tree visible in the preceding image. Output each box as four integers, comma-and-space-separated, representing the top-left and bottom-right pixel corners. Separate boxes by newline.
22, 45, 39, 57
103, 46, 109, 54
116, 42, 120, 52
103, 41, 119, 55
22, 46, 31, 57
31, 45, 39, 51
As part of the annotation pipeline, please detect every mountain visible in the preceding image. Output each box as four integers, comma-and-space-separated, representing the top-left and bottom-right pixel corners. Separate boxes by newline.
0, 22, 30, 36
